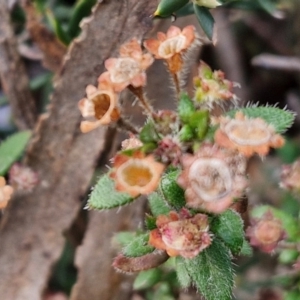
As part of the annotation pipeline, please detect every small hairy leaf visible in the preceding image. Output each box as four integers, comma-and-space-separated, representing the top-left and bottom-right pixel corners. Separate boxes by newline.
123, 233, 155, 257
211, 209, 244, 255
139, 121, 160, 143
133, 268, 162, 290
159, 170, 186, 209
183, 239, 234, 300
154, 0, 189, 17
148, 192, 171, 217
227, 106, 296, 133
87, 174, 136, 210
178, 93, 195, 123
0, 131, 31, 176
193, 4, 215, 40
251, 205, 299, 241
176, 256, 192, 288
113, 231, 136, 247
240, 239, 253, 257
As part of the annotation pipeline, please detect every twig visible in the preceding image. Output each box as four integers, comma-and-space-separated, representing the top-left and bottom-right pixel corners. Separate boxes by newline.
252, 54, 300, 72
0, 0, 37, 129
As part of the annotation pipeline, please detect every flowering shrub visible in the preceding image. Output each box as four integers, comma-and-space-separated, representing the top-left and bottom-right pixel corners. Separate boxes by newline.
78, 25, 296, 300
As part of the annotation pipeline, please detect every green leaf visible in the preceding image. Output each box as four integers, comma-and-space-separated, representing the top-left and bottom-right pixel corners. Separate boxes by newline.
159, 170, 186, 209
46, 9, 71, 45
211, 209, 244, 255
0, 131, 31, 175
251, 205, 299, 241
145, 214, 157, 230
148, 192, 171, 217
179, 125, 194, 142
256, 0, 277, 14
227, 106, 296, 133
176, 256, 192, 288
87, 174, 136, 210
175, 2, 194, 17
188, 110, 209, 139
154, 0, 189, 17
139, 121, 160, 144
133, 269, 162, 290
240, 239, 253, 256
183, 239, 234, 300
193, 4, 215, 40
278, 249, 299, 264
113, 231, 136, 247
67, 0, 97, 38
123, 233, 155, 257
178, 93, 195, 123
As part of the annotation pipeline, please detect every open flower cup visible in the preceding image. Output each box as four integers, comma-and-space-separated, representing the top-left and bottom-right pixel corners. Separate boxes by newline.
98, 38, 154, 92
78, 80, 120, 133
144, 25, 196, 73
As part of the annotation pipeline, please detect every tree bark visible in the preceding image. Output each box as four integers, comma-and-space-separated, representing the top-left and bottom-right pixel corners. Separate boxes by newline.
0, 1, 156, 299
0, 0, 37, 129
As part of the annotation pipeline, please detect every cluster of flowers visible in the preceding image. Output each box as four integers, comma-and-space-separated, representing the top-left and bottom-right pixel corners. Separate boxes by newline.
78, 25, 287, 261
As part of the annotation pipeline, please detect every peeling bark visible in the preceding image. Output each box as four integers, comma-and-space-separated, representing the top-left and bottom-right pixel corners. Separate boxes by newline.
0, 1, 156, 299
0, 0, 37, 129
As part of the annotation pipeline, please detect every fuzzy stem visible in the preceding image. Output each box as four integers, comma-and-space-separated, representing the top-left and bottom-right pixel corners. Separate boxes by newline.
127, 85, 156, 117
117, 117, 140, 134
172, 72, 181, 98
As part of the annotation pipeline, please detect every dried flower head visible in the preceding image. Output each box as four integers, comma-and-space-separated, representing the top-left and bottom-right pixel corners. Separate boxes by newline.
149, 209, 212, 258
280, 159, 300, 194
154, 137, 182, 166
144, 25, 196, 73
177, 144, 248, 213
121, 134, 143, 150
0, 176, 13, 209
153, 110, 179, 135
98, 38, 154, 92
246, 211, 286, 253
78, 81, 120, 133
9, 163, 39, 192
110, 151, 165, 197
214, 112, 285, 157
194, 61, 237, 107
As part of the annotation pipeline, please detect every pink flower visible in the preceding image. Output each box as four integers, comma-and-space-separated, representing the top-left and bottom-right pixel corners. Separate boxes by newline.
110, 151, 165, 197
149, 209, 211, 258
177, 144, 248, 213
144, 25, 196, 73
0, 176, 13, 209
246, 211, 286, 253
214, 112, 285, 157
98, 38, 154, 92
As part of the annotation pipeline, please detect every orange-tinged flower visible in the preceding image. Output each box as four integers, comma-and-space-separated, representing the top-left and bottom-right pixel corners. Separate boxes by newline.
214, 112, 285, 157
280, 159, 300, 193
177, 144, 248, 213
144, 25, 196, 73
149, 209, 212, 258
0, 176, 13, 209
246, 211, 286, 253
78, 81, 120, 133
98, 38, 154, 92
110, 152, 165, 197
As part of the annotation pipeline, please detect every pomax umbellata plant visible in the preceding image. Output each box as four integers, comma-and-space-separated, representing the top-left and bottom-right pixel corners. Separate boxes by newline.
77, 25, 296, 300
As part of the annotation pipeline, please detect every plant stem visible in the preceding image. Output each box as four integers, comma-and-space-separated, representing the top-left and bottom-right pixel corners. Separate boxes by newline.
172, 72, 181, 98
127, 85, 156, 117
117, 117, 140, 134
